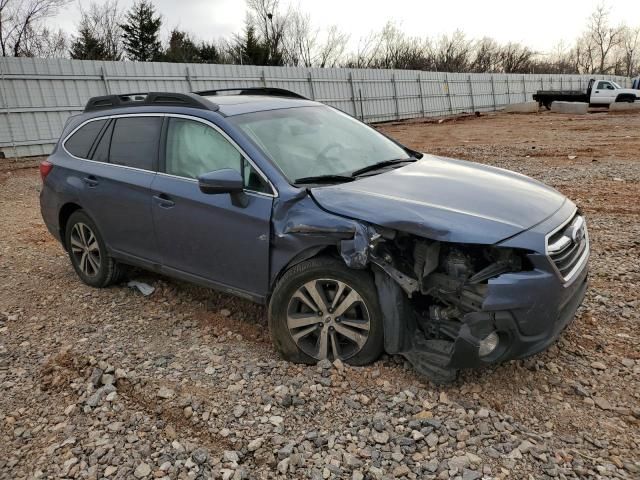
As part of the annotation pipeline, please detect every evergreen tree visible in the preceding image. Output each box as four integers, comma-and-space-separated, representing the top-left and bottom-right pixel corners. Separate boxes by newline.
119, 0, 162, 61
198, 41, 220, 64
163, 29, 199, 63
69, 27, 108, 60
162, 30, 221, 64
238, 24, 269, 65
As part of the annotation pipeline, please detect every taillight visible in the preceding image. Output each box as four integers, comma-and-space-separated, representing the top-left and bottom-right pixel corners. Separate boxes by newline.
39, 160, 53, 182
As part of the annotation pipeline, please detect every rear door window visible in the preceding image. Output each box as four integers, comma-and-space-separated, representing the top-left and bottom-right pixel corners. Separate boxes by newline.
109, 117, 162, 171
65, 119, 107, 158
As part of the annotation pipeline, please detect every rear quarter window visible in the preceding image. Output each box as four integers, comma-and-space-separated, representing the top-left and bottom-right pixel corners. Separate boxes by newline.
110, 117, 162, 171
64, 119, 107, 158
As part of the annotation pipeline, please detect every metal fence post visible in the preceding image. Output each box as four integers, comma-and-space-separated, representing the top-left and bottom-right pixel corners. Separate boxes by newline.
261, 70, 267, 87
417, 74, 426, 117
185, 66, 194, 92
348, 72, 359, 119
522, 74, 527, 101
506, 76, 511, 104
100, 66, 111, 95
0, 66, 18, 160
490, 75, 497, 110
391, 74, 400, 120
445, 73, 453, 114
468, 75, 475, 112
307, 71, 316, 100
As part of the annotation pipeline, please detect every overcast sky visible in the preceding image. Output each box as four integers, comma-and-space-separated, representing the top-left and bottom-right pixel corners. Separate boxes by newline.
50, 0, 636, 54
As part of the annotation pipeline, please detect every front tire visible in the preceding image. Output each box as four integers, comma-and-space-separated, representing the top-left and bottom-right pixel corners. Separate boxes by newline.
268, 257, 384, 366
64, 210, 122, 288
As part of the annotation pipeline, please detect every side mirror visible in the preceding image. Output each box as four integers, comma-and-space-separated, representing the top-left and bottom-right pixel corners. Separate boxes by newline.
198, 169, 243, 195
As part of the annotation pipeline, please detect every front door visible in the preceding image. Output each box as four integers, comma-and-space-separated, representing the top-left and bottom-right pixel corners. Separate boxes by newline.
592, 81, 616, 104
151, 116, 274, 297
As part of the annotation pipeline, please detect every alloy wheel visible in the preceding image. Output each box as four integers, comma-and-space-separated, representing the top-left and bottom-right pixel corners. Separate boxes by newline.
69, 222, 101, 277
286, 278, 371, 361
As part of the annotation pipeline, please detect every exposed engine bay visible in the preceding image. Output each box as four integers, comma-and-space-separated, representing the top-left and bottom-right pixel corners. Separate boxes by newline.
342, 227, 529, 383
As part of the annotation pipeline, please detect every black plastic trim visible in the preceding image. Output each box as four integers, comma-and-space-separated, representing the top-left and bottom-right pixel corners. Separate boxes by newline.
84, 92, 218, 112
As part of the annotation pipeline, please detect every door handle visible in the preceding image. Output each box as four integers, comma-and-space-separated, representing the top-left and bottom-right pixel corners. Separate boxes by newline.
153, 193, 175, 208
83, 175, 99, 187
595, 90, 600, 93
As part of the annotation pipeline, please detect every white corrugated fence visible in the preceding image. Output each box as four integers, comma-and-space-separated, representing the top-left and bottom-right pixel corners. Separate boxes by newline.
0, 57, 631, 158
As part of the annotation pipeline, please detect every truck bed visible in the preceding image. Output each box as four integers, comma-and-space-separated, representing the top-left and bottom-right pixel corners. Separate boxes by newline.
532, 90, 589, 107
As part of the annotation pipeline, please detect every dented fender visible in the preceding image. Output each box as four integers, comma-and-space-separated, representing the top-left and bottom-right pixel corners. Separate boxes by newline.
269, 191, 377, 287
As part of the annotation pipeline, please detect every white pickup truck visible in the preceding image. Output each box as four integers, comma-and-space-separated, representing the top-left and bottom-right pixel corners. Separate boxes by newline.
533, 78, 639, 109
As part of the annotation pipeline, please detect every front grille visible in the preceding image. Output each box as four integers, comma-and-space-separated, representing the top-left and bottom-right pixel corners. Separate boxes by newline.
547, 213, 589, 281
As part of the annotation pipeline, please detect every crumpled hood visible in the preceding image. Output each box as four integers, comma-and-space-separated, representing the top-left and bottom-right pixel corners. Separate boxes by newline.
310, 155, 569, 244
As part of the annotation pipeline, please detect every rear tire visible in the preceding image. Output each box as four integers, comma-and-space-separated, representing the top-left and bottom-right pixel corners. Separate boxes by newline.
268, 257, 384, 366
64, 210, 123, 288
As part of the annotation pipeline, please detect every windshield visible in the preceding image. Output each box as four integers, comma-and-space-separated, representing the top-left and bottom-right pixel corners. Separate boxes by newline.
230, 106, 411, 182
612, 81, 622, 89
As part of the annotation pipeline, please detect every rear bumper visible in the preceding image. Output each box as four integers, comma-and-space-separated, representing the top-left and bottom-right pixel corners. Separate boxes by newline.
448, 259, 589, 369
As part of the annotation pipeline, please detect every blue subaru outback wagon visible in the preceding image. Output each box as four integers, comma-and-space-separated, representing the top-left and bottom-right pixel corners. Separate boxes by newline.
40, 88, 589, 383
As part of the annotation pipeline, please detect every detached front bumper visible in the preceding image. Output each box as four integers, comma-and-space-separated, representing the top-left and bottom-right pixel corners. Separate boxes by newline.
448, 260, 588, 369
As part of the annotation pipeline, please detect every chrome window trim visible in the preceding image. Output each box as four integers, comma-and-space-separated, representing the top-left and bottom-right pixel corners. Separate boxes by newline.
155, 171, 274, 199
544, 208, 590, 284
60, 112, 278, 198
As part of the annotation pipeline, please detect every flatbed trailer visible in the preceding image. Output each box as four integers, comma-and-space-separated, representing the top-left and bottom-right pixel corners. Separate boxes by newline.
532, 91, 589, 109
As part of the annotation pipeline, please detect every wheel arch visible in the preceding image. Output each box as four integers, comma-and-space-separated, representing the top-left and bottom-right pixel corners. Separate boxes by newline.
58, 202, 83, 245
615, 93, 636, 103
269, 245, 340, 295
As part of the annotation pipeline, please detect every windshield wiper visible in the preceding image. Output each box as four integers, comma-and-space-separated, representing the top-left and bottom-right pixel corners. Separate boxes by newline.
294, 174, 355, 185
350, 158, 417, 177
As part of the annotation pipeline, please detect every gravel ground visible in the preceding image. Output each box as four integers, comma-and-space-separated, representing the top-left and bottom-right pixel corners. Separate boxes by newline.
1, 110, 638, 480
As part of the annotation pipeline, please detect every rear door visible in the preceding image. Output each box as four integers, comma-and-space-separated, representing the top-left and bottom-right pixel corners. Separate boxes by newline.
150, 115, 273, 297
70, 115, 162, 264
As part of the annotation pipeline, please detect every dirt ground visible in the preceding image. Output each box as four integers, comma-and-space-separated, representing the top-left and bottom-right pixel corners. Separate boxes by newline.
0, 110, 638, 480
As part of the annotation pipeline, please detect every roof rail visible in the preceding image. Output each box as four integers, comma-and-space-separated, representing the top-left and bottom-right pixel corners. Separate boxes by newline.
194, 87, 308, 100
84, 92, 218, 112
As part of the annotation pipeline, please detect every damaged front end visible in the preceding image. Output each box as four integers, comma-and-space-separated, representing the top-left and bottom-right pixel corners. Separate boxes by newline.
339, 225, 540, 383
271, 189, 588, 384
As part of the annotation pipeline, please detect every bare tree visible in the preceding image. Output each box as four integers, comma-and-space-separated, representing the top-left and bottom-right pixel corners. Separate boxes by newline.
586, 4, 623, 73
246, 0, 288, 65
618, 26, 640, 77
376, 23, 428, 70
470, 37, 499, 73
346, 22, 428, 70
284, 8, 315, 66
316, 25, 349, 68
0, 0, 70, 57
77, 0, 124, 61
433, 31, 472, 72
347, 31, 384, 68
21, 24, 67, 57
498, 42, 535, 73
